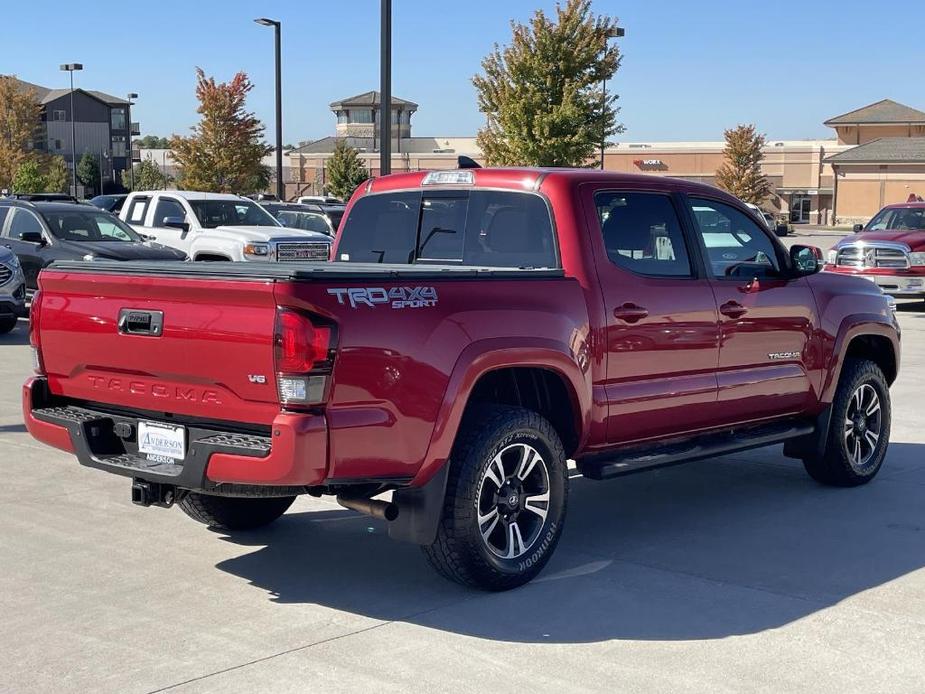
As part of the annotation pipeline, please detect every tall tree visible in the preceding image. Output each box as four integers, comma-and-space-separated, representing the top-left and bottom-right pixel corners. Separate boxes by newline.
43, 155, 69, 193
326, 140, 368, 201
0, 75, 42, 190
472, 0, 622, 167
123, 155, 169, 191
171, 68, 271, 193
11, 159, 46, 193
715, 124, 772, 204
76, 151, 100, 194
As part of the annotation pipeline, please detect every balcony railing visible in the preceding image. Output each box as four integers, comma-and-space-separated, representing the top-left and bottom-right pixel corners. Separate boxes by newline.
130, 122, 141, 136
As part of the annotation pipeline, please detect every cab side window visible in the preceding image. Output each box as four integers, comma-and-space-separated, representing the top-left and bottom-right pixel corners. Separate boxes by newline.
688, 198, 781, 279
125, 197, 149, 224
152, 198, 186, 226
8, 209, 44, 239
594, 191, 692, 277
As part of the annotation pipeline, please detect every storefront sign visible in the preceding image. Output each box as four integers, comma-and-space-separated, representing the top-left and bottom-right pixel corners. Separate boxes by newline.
633, 159, 667, 170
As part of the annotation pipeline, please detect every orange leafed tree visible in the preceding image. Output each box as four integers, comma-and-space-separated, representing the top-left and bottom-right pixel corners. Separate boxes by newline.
171, 69, 271, 193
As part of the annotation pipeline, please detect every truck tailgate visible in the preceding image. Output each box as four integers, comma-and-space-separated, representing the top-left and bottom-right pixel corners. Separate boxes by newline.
38, 269, 280, 425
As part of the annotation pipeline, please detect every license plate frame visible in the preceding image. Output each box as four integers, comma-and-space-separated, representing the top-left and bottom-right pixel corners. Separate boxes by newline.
138, 421, 186, 462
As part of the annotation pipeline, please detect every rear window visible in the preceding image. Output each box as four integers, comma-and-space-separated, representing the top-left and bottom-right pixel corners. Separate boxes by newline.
336, 190, 557, 268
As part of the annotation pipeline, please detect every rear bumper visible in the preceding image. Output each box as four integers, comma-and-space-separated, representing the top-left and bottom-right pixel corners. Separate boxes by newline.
22, 377, 328, 490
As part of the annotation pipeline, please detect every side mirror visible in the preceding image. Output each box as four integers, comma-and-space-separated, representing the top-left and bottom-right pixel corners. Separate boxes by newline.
853, 223, 864, 233
162, 216, 189, 232
790, 245, 822, 275
20, 231, 44, 245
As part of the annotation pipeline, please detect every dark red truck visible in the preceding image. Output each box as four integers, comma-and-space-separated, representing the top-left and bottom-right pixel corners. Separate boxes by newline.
24, 167, 900, 590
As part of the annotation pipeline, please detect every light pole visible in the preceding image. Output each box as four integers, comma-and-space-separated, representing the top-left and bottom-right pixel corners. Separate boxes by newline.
255, 18, 284, 200
126, 92, 138, 190
379, 0, 391, 176
599, 27, 624, 170
60, 63, 83, 196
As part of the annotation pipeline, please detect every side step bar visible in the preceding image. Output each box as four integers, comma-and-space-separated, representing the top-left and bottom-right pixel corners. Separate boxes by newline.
577, 420, 815, 481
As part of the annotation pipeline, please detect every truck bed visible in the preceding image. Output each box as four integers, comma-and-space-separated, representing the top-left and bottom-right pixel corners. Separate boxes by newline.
47, 260, 565, 281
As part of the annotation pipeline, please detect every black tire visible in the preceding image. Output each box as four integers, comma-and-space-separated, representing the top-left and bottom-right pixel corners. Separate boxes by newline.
423, 405, 568, 591
803, 358, 891, 487
0, 315, 18, 334
177, 492, 296, 531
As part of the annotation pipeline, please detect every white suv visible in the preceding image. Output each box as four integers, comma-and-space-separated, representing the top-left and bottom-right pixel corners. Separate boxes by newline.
119, 191, 331, 262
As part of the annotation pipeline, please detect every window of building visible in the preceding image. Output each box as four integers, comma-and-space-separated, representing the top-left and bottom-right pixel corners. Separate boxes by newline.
336, 190, 557, 268
53, 110, 66, 122
112, 136, 127, 158
594, 192, 692, 277
337, 110, 349, 124
352, 109, 374, 124
111, 108, 126, 130
688, 197, 781, 279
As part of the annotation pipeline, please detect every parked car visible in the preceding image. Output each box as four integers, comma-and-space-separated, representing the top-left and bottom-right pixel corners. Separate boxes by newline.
825, 201, 925, 298
744, 202, 788, 236
24, 167, 899, 591
297, 195, 342, 205
258, 202, 343, 237
0, 200, 187, 289
0, 246, 27, 334
89, 194, 128, 214
118, 191, 331, 262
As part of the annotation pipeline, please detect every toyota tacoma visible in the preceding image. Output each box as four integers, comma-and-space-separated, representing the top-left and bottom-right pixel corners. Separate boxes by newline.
24, 167, 900, 590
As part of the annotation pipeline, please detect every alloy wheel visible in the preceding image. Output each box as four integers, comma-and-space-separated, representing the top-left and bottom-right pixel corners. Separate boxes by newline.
476, 443, 551, 559
843, 383, 882, 468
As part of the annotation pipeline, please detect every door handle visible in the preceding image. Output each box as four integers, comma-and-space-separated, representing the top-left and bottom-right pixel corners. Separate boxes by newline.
720, 301, 748, 319
613, 303, 649, 323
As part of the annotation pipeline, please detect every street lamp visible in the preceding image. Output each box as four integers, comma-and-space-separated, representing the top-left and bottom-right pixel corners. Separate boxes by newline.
60, 63, 83, 196
599, 27, 624, 170
127, 92, 138, 190
254, 17, 284, 200
379, 0, 392, 176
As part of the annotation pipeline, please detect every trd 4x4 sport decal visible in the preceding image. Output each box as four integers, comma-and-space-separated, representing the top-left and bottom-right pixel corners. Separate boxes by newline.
327, 286, 438, 309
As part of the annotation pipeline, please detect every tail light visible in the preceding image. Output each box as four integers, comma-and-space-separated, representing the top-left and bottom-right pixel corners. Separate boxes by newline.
29, 290, 45, 375
274, 309, 335, 407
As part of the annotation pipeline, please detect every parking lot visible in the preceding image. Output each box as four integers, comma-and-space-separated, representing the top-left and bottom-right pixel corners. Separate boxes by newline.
2, 232, 924, 693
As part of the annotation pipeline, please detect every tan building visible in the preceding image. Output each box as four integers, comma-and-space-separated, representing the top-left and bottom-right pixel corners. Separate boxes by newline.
823, 100, 925, 225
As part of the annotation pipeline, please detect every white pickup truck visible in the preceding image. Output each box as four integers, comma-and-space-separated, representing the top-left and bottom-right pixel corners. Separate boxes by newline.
118, 191, 332, 262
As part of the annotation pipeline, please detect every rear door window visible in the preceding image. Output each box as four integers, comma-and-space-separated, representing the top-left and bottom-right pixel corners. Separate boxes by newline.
126, 197, 149, 224
336, 190, 557, 268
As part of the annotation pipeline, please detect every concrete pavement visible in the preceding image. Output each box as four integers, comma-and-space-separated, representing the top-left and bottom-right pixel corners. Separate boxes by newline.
2, 248, 924, 693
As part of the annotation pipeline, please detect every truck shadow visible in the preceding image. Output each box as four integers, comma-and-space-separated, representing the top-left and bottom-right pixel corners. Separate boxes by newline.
214, 442, 925, 643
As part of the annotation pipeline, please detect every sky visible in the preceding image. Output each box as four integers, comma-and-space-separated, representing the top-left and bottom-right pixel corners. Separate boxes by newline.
2, 0, 924, 145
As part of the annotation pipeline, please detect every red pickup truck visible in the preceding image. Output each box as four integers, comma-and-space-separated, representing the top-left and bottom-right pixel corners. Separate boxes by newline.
825, 201, 925, 298
23, 167, 900, 590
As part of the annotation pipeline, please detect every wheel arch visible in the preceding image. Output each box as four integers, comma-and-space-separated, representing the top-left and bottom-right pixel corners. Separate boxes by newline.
414, 339, 591, 487
821, 316, 899, 403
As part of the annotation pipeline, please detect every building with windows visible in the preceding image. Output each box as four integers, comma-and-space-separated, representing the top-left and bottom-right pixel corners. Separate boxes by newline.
8, 77, 139, 194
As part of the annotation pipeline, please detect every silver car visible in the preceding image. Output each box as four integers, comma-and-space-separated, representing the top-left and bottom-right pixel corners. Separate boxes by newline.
0, 246, 27, 334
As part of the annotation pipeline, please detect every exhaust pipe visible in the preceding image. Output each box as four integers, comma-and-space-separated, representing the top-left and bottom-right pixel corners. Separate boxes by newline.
337, 494, 399, 522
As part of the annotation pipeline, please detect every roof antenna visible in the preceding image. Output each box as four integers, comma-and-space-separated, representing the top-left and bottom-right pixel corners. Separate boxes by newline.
457, 155, 481, 170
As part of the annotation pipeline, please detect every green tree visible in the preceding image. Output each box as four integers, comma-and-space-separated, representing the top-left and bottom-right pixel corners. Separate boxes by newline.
76, 152, 100, 194
171, 68, 271, 193
134, 135, 171, 149
123, 155, 169, 191
326, 140, 368, 200
472, 0, 622, 167
43, 155, 69, 193
715, 124, 772, 204
0, 75, 42, 190
11, 158, 46, 193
